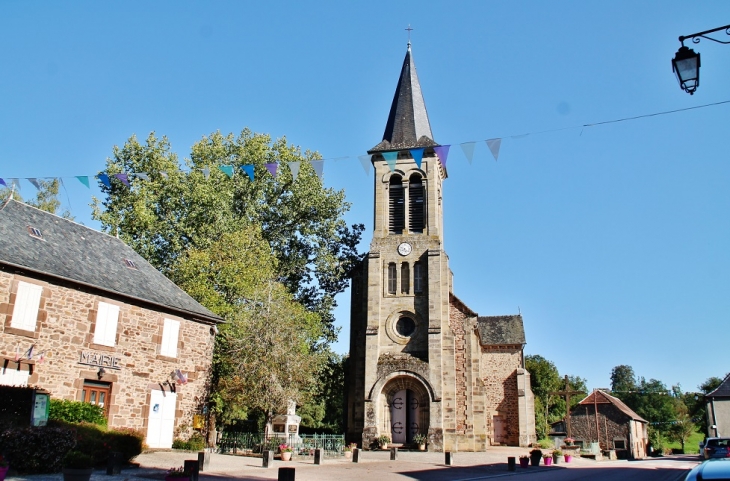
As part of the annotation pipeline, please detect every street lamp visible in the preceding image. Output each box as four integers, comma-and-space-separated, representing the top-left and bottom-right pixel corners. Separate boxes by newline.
673, 24, 730, 94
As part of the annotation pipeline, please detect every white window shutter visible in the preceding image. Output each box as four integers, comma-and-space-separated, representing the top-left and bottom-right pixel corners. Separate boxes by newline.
11, 281, 42, 331
94, 302, 119, 346
161, 319, 180, 358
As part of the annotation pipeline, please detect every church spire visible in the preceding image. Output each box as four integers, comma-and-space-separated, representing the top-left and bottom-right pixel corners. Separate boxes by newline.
369, 43, 437, 153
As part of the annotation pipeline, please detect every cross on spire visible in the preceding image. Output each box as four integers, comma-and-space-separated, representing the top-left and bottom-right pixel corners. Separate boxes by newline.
550, 375, 586, 439
406, 24, 413, 46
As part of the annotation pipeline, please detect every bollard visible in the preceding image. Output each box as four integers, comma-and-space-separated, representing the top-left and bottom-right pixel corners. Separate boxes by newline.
507, 456, 516, 471
445, 451, 454, 466
352, 447, 359, 463
314, 448, 322, 465
278, 466, 296, 481
262, 450, 274, 468
390, 447, 398, 460
184, 459, 199, 481
106, 451, 123, 475
198, 451, 210, 471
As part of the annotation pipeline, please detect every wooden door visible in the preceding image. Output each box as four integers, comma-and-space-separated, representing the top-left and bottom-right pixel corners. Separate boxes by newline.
82, 381, 110, 417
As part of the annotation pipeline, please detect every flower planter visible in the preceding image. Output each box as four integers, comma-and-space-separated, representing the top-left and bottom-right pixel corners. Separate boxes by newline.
344, 451, 352, 459
564, 454, 572, 463
519, 458, 529, 468
380, 444, 388, 450
543, 457, 553, 466
530, 456, 541, 466
63, 468, 93, 481
552, 455, 560, 465
418, 444, 426, 451
0, 466, 8, 481
281, 452, 292, 461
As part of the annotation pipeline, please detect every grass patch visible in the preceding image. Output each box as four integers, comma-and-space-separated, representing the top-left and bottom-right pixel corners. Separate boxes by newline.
665, 431, 704, 454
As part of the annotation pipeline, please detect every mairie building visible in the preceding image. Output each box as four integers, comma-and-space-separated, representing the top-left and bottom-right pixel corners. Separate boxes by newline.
346, 43, 537, 451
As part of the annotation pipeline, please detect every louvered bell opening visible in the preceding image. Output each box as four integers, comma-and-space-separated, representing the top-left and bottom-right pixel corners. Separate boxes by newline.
414, 261, 423, 294
389, 176, 405, 234
409, 175, 424, 233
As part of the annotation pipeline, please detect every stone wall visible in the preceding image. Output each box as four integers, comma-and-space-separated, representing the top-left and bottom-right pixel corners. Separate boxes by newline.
0, 271, 215, 436
570, 404, 630, 452
480, 346, 522, 446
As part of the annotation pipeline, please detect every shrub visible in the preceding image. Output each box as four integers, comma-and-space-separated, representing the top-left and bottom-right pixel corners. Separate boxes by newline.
63, 451, 94, 469
108, 427, 146, 462
50, 421, 145, 465
0, 426, 76, 474
49, 399, 107, 426
172, 433, 205, 451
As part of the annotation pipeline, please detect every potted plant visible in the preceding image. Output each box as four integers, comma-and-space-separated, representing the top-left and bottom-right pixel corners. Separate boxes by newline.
279, 444, 293, 461
542, 453, 553, 466
519, 455, 530, 468
564, 452, 573, 463
377, 434, 391, 450
165, 466, 191, 481
529, 448, 542, 466
552, 449, 562, 464
413, 433, 427, 451
564, 437, 575, 446
0, 455, 9, 481
62, 451, 95, 481
343, 443, 356, 459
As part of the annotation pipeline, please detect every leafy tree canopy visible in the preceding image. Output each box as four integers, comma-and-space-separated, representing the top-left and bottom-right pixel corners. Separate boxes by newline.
92, 130, 364, 343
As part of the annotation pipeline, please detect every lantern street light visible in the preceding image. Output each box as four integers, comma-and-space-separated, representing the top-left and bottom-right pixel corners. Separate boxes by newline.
673, 24, 730, 94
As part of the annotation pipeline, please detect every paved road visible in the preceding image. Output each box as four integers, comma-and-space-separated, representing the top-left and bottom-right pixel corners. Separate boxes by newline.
6, 448, 702, 481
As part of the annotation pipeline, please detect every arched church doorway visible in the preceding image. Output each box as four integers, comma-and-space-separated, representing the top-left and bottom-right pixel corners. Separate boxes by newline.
381, 376, 430, 444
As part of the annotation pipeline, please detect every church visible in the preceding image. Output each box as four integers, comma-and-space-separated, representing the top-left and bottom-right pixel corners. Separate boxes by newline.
346, 43, 537, 451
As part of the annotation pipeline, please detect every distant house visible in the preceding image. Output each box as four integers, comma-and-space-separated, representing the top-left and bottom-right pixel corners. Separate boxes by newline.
706, 373, 730, 437
568, 390, 648, 459
0, 199, 223, 448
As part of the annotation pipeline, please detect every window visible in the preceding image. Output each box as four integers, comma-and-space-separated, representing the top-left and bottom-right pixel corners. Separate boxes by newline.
401, 263, 410, 294
387, 263, 397, 295
414, 262, 424, 294
11, 281, 43, 331
613, 439, 626, 450
389, 175, 405, 234
82, 380, 110, 417
396, 317, 416, 337
93, 302, 120, 347
0, 365, 29, 387
123, 258, 138, 270
27, 226, 43, 239
408, 174, 424, 233
160, 318, 180, 358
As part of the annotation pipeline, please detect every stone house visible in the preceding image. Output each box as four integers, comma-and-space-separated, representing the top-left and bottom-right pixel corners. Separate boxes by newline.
0, 198, 223, 448
346, 43, 536, 452
705, 373, 730, 437
568, 390, 648, 459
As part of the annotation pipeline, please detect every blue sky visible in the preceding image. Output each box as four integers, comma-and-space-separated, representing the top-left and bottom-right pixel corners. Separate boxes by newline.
2, 1, 729, 394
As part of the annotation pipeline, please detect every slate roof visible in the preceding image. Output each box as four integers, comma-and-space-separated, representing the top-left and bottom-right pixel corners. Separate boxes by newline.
369, 43, 438, 153
707, 373, 730, 398
0, 199, 223, 324
576, 390, 648, 423
476, 315, 526, 346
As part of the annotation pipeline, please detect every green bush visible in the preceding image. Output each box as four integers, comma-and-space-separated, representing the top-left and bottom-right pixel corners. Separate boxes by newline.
63, 451, 94, 469
0, 426, 76, 474
49, 399, 107, 426
50, 421, 145, 465
172, 433, 205, 451
108, 427, 146, 462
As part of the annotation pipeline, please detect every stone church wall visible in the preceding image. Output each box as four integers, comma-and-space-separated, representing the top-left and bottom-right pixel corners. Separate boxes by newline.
480, 347, 523, 445
0, 271, 213, 437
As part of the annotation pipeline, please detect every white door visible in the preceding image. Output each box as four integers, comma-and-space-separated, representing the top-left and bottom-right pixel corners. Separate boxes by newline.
146, 390, 177, 448
391, 389, 407, 443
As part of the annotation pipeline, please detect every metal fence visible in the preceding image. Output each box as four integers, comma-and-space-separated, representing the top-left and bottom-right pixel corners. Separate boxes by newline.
218, 432, 346, 459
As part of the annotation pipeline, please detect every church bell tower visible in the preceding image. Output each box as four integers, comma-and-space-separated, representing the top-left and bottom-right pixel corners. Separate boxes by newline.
346, 42, 452, 450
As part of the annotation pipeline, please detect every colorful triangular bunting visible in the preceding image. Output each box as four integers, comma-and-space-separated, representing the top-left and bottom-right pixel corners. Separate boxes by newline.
409, 148, 424, 169
28, 178, 41, 190
382, 152, 397, 171
75, 176, 90, 188
241, 165, 254, 181
219, 165, 234, 178
486, 138, 501, 161
97, 173, 111, 188
265, 163, 278, 178
114, 174, 130, 186
433, 145, 451, 168
288, 162, 300, 181
460, 142, 476, 164
358, 155, 372, 175
202, 167, 210, 180
311, 160, 324, 180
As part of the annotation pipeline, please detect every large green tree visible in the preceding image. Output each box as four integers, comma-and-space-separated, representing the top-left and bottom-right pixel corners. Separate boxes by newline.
92, 130, 363, 342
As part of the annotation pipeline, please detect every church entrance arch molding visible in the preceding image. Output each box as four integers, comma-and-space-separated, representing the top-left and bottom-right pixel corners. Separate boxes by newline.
370, 372, 433, 444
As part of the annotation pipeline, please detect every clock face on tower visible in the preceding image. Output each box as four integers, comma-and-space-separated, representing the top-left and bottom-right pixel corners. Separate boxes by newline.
397, 242, 412, 256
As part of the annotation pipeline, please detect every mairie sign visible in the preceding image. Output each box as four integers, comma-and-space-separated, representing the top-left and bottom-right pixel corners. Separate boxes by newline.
78, 351, 121, 370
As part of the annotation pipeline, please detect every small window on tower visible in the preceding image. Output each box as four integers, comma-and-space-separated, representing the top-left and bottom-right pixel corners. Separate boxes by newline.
387, 263, 397, 294
401, 262, 410, 294
414, 262, 424, 294
408, 174, 424, 233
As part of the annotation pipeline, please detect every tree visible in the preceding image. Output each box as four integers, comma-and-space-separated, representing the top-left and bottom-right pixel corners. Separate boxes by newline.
525, 355, 561, 439
1, 179, 73, 219
92, 130, 363, 343
670, 406, 696, 453
174, 226, 328, 426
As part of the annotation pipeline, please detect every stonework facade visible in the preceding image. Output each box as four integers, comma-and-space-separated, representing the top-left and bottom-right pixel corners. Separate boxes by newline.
346, 44, 536, 451
0, 199, 223, 448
